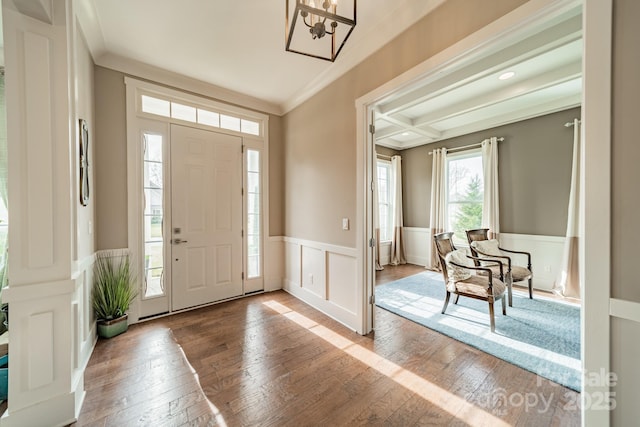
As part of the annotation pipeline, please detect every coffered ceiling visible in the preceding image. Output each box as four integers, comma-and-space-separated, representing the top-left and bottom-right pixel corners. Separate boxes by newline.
374, 11, 582, 149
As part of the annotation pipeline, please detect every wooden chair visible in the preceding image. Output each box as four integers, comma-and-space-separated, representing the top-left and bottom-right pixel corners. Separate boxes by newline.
466, 228, 533, 306
433, 232, 507, 332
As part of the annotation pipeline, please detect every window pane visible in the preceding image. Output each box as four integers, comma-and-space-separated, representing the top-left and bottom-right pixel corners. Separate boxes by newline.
171, 102, 197, 122
447, 153, 484, 243
247, 214, 260, 235
144, 162, 163, 189
144, 134, 163, 162
241, 119, 260, 136
144, 214, 163, 240
248, 255, 260, 279
144, 268, 163, 298
220, 114, 241, 131
247, 235, 260, 256
247, 150, 260, 172
247, 192, 259, 215
145, 242, 163, 269
198, 109, 220, 127
247, 171, 259, 194
141, 95, 170, 117
144, 188, 163, 214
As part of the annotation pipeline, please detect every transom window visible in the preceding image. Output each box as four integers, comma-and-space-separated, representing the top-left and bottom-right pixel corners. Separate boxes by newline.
140, 94, 261, 137
446, 150, 484, 244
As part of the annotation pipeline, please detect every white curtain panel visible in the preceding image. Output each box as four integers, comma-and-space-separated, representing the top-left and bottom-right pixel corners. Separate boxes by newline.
373, 152, 383, 271
481, 137, 500, 240
390, 155, 406, 265
554, 119, 581, 298
0, 75, 7, 289
429, 148, 447, 269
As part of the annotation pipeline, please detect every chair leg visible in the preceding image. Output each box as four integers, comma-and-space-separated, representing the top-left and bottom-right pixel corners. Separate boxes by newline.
502, 295, 506, 315
529, 277, 533, 299
488, 301, 496, 332
454, 294, 460, 305
508, 280, 513, 307
442, 291, 451, 314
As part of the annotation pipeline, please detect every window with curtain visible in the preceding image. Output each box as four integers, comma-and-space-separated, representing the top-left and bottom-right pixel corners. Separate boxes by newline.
446, 149, 484, 244
376, 159, 393, 242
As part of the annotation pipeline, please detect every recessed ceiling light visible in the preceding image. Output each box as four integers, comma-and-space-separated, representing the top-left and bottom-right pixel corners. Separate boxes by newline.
499, 71, 516, 80
402, 132, 410, 136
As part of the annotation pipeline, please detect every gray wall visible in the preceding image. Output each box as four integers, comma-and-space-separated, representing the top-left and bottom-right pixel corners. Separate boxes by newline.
93, 66, 284, 250
283, 0, 528, 247
400, 107, 581, 236
611, 0, 640, 424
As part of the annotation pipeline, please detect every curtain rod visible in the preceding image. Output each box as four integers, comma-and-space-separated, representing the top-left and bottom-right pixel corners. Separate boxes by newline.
564, 119, 581, 127
376, 153, 393, 160
428, 137, 504, 155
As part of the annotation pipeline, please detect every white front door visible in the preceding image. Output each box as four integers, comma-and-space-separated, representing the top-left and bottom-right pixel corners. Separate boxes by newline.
170, 124, 243, 311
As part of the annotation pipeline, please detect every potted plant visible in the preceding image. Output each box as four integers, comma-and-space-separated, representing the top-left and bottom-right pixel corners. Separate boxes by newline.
92, 251, 137, 338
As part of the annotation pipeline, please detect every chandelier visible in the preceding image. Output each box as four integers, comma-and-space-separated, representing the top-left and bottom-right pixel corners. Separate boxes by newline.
285, 0, 357, 62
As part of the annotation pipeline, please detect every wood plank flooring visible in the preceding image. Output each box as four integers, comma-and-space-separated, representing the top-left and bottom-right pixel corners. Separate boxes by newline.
73, 270, 580, 426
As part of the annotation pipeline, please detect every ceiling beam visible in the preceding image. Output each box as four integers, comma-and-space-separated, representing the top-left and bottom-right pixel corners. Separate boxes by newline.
411, 61, 582, 128
377, 15, 582, 116
376, 115, 442, 140
436, 94, 582, 141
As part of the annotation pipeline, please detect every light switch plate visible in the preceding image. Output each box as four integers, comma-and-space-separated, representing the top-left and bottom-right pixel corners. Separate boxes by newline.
342, 218, 349, 230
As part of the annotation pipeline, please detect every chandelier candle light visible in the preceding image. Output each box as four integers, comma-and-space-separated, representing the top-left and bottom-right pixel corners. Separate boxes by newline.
285, 0, 357, 62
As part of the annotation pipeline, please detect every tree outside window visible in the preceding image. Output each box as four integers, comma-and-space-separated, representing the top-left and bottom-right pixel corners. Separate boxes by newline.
446, 151, 484, 244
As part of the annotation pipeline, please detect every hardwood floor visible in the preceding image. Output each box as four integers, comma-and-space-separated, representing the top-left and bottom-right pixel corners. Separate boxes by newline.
73, 283, 580, 426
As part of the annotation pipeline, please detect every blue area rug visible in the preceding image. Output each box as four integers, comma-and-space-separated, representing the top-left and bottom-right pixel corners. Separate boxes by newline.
376, 272, 581, 391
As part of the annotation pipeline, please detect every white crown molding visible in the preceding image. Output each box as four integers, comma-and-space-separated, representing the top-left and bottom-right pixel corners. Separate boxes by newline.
95, 52, 282, 116
74, 0, 106, 59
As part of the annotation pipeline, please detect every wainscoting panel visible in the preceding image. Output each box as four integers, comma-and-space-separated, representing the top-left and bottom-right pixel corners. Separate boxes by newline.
500, 233, 565, 291
27, 311, 54, 389
403, 227, 430, 267
283, 237, 359, 331
301, 246, 325, 299
327, 252, 358, 315
611, 312, 640, 426
379, 241, 391, 266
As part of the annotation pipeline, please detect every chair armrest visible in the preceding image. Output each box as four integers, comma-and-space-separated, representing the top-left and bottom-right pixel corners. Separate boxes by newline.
449, 261, 496, 287
498, 247, 532, 268
468, 256, 504, 280
470, 249, 512, 269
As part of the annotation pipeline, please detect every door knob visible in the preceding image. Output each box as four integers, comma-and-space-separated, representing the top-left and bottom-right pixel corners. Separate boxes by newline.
172, 238, 188, 244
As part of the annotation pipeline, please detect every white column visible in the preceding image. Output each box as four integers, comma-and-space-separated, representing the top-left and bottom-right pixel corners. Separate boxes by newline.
1, 0, 87, 425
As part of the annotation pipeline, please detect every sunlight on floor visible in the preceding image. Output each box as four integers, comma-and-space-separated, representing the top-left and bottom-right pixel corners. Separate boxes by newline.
263, 299, 511, 426
176, 345, 228, 426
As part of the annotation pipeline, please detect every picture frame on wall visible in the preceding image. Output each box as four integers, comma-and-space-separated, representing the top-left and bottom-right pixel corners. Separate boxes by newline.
79, 119, 90, 206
